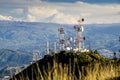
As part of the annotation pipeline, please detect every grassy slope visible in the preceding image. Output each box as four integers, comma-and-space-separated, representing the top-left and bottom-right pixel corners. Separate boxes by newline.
10, 50, 120, 80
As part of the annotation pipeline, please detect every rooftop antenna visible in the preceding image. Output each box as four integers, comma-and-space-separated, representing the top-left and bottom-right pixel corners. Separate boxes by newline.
58, 27, 65, 51
74, 18, 85, 51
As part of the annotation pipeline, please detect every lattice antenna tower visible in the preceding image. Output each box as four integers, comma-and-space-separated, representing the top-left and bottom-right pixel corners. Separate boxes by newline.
58, 27, 65, 51
74, 18, 85, 50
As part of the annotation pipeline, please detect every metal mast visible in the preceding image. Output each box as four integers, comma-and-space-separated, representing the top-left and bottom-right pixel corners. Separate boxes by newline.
58, 27, 65, 51
46, 40, 50, 54
54, 41, 57, 53
66, 37, 72, 51
74, 18, 85, 51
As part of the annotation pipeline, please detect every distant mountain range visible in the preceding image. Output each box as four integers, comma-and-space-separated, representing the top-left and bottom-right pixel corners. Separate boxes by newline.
0, 48, 32, 69
0, 20, 120, 71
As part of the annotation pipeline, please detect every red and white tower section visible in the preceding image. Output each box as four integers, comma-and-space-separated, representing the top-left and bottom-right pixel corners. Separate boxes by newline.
58, 28, 65, 51
74, 18, 85, 51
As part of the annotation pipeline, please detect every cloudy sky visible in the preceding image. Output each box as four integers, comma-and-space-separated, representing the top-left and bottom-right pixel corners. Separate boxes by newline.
0, 0, 120, 24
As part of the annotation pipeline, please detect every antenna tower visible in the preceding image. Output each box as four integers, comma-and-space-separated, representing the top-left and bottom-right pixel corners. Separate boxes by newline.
74, 18, 85, 50
58, 27, 65, 51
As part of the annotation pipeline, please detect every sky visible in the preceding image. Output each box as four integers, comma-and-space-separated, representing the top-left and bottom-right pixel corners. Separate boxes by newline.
0, 0, 120, 24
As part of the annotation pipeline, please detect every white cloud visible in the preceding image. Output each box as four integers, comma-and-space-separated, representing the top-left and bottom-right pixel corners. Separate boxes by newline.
27, 7, 58, 22
0, 1, 120, 24
28, 7, 58, 18
48, 13, 78, 24
0, 15, 13, 20
27, 6, 78, 24
26, 1, 120, 24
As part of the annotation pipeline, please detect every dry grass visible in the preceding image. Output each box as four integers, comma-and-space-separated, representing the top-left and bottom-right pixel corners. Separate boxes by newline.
11, 51, 120, 80
11, 60, 120, 80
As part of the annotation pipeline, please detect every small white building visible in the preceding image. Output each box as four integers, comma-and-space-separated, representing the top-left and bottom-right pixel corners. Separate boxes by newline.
2, 76, 10, 80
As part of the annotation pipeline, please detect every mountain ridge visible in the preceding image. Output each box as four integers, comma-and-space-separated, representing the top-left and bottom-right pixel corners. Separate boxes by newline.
0, 21, 120, 77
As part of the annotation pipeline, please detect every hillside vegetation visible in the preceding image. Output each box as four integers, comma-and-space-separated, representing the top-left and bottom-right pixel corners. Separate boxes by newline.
10, 50, 120, 80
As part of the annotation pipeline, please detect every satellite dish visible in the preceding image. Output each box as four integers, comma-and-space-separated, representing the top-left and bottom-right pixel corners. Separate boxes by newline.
82, 18, 84, 22
81, 26, 84, 32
